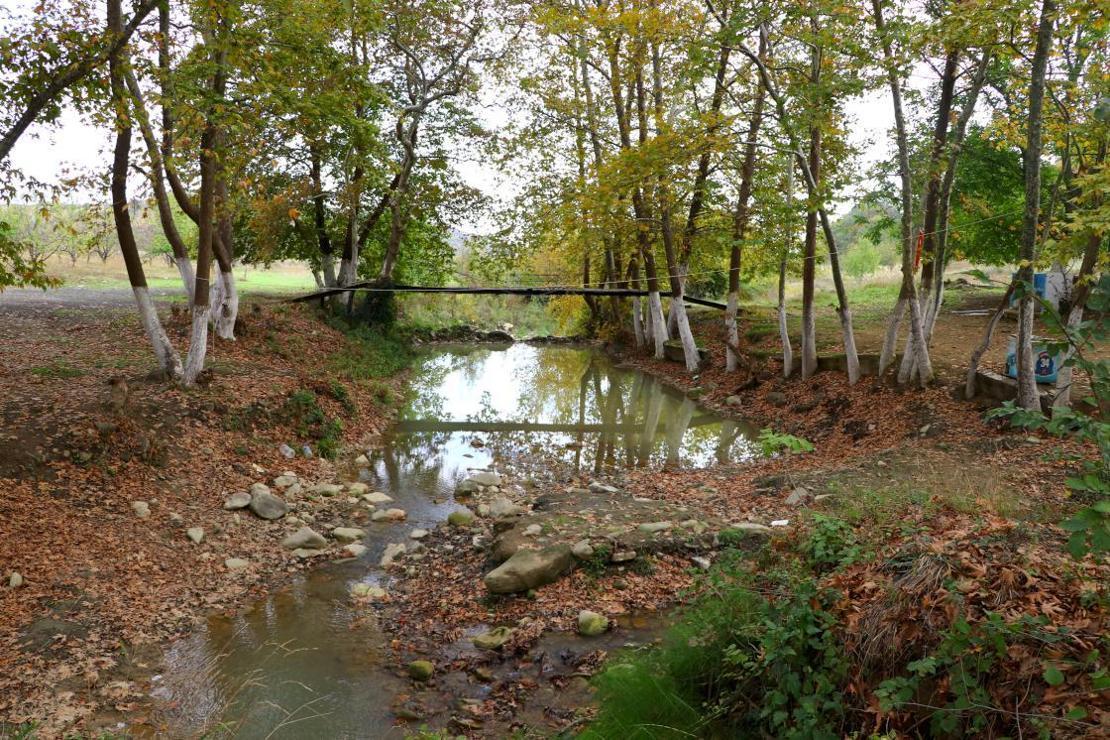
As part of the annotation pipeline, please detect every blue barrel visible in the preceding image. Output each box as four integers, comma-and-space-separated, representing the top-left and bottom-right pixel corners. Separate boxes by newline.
1005, 335, 1060, 383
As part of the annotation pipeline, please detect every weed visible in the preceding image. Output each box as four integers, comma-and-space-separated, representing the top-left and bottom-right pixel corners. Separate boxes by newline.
757, 428, 814, 456
582, 544, 612, 578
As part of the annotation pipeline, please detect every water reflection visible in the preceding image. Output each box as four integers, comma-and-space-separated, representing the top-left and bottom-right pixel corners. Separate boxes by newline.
148, 344, 756, 738
383, 343, 759, 479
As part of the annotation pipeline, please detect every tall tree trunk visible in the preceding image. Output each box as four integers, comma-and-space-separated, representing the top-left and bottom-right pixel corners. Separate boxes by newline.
108, 0, 180, 379
1016, 0, 1057, 410
726, 34, 767, 372
183, 11, 225, 386
628, 254, 645, 347
919, 50, 959, 299
779, 155, 795, 378
380, 115, 420, 282
122, 67, 193, 301
211, 176, 237, 340
873, 0, 932, 386
800, 129, 819, 379
651, 43, 698, 372
310, 147, 337, 287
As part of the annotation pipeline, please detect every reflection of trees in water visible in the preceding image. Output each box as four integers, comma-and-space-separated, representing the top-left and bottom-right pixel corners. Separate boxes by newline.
375, 346, 758, 481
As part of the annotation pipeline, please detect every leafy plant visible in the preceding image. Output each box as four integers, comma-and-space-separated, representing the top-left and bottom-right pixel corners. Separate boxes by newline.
758, 428, 815, 457
802, 514, 863, 571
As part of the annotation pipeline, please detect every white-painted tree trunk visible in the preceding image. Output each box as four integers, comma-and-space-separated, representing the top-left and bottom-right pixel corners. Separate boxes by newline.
338, 257, 357, 287
175, 256, 195, 304
897, 296, 933, 387
1015, 294, 1039, 409
631, 296, 645, 347
182, 307, 210, 386
133, 286, 182, 379
321, 254, 337, 288
879, 297, 907, 375
725, 290, 740, 372
214, 268, 238, 340
777, 261, 793, 378
312, 269, 324, 290
673, 297, 700, 373
800, 304, 817, 379
839, 307, 862, 384
647, 291, 667, 359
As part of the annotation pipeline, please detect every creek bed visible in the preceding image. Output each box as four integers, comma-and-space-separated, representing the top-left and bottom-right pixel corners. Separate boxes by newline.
145, 343, 758, 737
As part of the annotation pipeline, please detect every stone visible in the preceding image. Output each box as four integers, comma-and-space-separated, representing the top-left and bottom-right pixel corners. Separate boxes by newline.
770, 519, 790, 527
409, 529, 429, 540
577, 610, 609, 636
476, 503, 491, 517
343, 543, 368, 558
224, 492, 251, 510
766, 391, 788, 407
363, 491, 394, 505
571, 540, 595, 559
523, 524, 542, 537
310, 483, 343, 497
455, 479, 480, 495
469, 471, 502, 486
186, 527, 204, 544
131, 501, 150, 519
381, 543, 407, 568
814, 494, 834, 503
272, 474, 298, 490
725, 395, 743, 406
448, 509, 475, 527
784, 487, 812, 506
691, 556, 711, 570
332, 527, 366, 543
354, 454, 370, 466
372, 508, 407, 522
225, 558, 249, 570
663, 339, 708, 366
472, 626, 514, 650
9, 572, 23, 588
730, 522, 772, 534
168, 512, 184, 525
249, 490, 288, 520
292, 548, 321, 559
250, 482, 272, 497
347, 482, 369, 496
588, 481, 620, 494
350, 582, 386, 599
301, 444, 313, 458
638, 521, 673, 534
483, 544, 575, 593
279, 443, 295, 458
281, 527, 327, 550
408, 660, 435, 682
611, 550, 637, 563
489, 497, 523, 518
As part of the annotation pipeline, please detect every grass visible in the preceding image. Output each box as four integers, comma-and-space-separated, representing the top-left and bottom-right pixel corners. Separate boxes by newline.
29, 361, 84, 379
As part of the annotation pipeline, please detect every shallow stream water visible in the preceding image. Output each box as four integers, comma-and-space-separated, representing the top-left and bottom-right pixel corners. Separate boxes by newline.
148, 343, 757, 737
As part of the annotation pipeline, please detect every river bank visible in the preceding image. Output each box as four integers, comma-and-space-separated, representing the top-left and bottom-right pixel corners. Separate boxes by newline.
0, 300, 409, 736
1, 295, 1103, 738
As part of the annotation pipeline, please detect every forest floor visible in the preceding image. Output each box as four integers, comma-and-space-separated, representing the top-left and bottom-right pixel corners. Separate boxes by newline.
0, 283, 1105, 738
0, 295, 409, 735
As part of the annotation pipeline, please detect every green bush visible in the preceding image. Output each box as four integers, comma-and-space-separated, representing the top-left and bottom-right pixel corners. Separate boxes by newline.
585, 566, 848, 739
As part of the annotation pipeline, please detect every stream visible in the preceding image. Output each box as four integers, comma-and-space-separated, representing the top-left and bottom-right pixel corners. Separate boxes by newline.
147, 343, 759, 737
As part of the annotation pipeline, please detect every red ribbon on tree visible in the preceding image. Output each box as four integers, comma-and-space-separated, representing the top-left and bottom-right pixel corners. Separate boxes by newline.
914, 229, 924, 271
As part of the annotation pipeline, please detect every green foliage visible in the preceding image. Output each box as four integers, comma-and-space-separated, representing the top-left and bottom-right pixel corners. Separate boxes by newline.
801, 514, 862, 571
281, 389, 343, 460
581, 543, 612, 578
985, 276, 1108, 559
324, 316, 413, 380
29, 361, 83, 379
585, 568, 849, 740
0, 219, 58, 291
875, 614, 1070, 737
757, 429, 815, 457
842, 238, 884, 282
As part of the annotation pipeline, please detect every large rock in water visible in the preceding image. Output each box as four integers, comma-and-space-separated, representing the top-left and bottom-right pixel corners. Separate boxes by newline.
249, 491, 288, 520
483, 544, 574, 593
